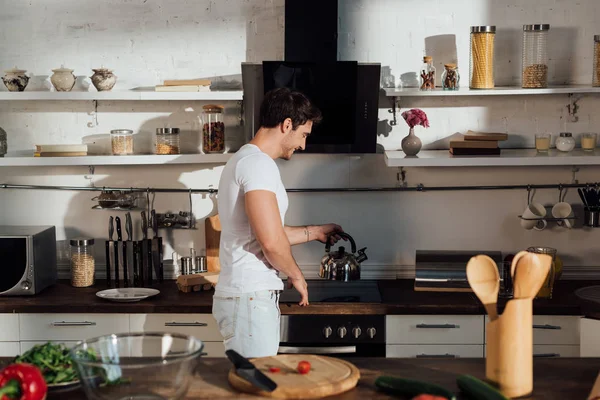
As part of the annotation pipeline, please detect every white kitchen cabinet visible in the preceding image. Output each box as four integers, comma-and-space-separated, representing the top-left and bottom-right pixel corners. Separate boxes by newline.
532, 345, 580, 358
387, 345, 483, 358
19, 314, 130, 341
201, 342, 226, 358
130, 314, 222, 341
386, 315, 485, 345
20, 341, 80, 354
532, 316, 580, 345
0, 342, 20, 357
580, 318, 600, 357
0, 314, 19, 341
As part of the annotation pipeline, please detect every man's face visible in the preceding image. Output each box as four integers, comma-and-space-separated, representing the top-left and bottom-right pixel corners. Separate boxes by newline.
280, 120, 313, 160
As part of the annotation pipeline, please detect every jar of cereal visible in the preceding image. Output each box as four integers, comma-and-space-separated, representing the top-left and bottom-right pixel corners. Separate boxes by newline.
70, 238, 95, 287
155, 128, 180, 155
110, 129, 134, 155
202, 105, 225, 154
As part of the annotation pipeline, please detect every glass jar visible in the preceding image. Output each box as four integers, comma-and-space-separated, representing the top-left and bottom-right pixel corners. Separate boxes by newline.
555, 132, 575, 152
594, 35, 600, 87
202, 105, 225, 153
522, 24, 550, 88
442, 64, 460, 90
110, 129, 134, 155
469, 26, 496, 89
535, 133, 551, 153
155, 128, 180, 155
419, 56, 436, 90
582, 132, 597, 151
70, 238, 95, 287
0, 127, 6, 157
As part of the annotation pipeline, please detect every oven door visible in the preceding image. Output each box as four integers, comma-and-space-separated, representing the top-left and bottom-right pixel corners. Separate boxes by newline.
278, 343, 385, 357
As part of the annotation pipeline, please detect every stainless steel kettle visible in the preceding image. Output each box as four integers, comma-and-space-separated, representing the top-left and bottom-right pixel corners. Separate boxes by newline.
319, 232, 368, 281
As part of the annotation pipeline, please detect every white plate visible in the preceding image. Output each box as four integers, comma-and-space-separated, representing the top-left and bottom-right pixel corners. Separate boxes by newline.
96, 288, 160, 302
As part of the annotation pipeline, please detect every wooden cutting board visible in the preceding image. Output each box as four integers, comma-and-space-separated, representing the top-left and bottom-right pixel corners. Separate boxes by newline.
205, 214, 221, 273
227, 354, 360, 399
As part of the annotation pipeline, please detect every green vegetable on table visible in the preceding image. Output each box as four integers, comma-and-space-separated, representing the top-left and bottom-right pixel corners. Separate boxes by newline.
374, 376, 457, 400
456, 375, 508, 400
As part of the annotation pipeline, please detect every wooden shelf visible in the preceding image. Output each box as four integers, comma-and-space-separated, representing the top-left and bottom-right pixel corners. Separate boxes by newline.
0, 153, 233, 166
0, 90, 243, 101
385, 149, 600, 167
384, 85, 600, 97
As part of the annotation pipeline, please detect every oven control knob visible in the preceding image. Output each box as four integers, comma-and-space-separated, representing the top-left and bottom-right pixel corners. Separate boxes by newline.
352, 327, 362, 339
337, 326, 347, 339
323, 326, 333, 339
367, 327, 377, 339
21, 280, 31, 291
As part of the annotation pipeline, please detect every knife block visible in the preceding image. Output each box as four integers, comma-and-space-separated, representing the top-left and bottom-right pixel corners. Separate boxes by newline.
486, 298, 533, 398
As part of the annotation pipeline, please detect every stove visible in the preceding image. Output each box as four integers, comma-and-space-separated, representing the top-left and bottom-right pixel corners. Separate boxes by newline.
278, 280, 382, 303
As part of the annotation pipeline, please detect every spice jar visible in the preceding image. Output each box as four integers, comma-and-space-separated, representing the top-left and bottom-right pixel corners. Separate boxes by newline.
202, 105, 226, 153
419, 56, 436, 90
593, 35, 600, 87
442, 64, 460, 90
0, 127, 6, 157
470, 26, 496, 89
555, 132, 575, 152
155, 128, 181, 155
111, 129, 134, 155
522, 24, 550, 88
70, 238, 95, 287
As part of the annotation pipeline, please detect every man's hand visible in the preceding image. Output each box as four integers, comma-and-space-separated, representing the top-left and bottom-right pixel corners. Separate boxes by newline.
312, 224, 345, 245
287, 276, 309, 306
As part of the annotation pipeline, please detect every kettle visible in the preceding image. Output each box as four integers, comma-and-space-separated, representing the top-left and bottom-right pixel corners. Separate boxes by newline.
319, 232, 368, 281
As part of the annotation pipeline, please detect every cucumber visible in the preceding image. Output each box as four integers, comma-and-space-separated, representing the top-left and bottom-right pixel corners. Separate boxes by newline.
456, 375, 509, 400
374, 376, 456, 400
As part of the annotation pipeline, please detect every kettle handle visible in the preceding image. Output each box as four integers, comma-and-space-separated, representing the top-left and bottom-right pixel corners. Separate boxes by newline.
325, 232, 357, 254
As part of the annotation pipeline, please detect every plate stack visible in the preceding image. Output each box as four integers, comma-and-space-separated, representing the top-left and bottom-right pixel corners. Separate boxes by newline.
449, 130, 507, 156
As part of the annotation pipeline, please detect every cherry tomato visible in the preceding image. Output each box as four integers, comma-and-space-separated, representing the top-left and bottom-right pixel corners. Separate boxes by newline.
297, 361, 311, 374
269, 367, 281, 373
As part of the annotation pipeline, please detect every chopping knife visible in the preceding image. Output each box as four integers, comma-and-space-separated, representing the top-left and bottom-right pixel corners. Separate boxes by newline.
124, 212, 133, 287
106, 216, 114, 287
150, 210, 163, 283
141, 211, 150, 286
115, 216, 122, 287
225, 350, 277, 393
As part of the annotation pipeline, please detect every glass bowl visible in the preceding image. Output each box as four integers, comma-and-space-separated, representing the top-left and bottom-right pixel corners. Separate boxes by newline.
70, 332, 204, 400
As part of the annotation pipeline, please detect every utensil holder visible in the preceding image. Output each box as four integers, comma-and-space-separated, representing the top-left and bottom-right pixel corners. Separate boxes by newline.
486, 298, 533, 398
584, 207, 600, 227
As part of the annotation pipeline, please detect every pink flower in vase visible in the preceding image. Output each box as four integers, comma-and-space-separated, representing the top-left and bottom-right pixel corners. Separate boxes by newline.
401, 108, 430, 129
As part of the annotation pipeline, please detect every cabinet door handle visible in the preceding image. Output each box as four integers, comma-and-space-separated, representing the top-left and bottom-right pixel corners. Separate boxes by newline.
534, 353, 560, 358
533, 324, 562, 330
51, 321, 96, 327
416, 324, 460, 329
164, 322, 207, 327
416, 353, 457, 359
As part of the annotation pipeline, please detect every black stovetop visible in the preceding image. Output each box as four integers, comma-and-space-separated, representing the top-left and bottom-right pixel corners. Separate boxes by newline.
278, 280, 381, 303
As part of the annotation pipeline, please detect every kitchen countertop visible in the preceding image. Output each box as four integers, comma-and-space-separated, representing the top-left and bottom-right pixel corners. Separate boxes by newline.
3, 357, 596, 399
0, 279, 595, 315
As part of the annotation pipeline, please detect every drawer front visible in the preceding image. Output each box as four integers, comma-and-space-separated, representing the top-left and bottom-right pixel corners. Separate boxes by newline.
386, 315, 484, 344
130, 314, 223, 342
532, 316, 580, 345
387, 345, 483, 358
202, 342, 226, 358
581, 318, 600, 357
0, 342, 20, 357
532, 345, 580, 358
19, 314, 130, 341
20, 341, 81, 354
0, 314, 19, 341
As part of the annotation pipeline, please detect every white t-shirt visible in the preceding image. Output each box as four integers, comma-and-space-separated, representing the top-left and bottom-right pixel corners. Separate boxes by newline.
215, 144, 288, 293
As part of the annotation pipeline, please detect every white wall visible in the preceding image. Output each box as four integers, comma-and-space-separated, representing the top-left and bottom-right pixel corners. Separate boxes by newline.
1, 0, 599, 279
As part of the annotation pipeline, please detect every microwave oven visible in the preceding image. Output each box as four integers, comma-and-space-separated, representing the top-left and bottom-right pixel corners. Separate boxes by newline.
0, 226, 57, 295
242, 61, 381, 153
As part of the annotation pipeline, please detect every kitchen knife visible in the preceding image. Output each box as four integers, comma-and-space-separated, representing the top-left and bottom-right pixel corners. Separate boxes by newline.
141, 211, 149, 286
124, 212, 132, 287
106, 216, 114, 287
579, 188, 589, 208
225, 350, 277, 393
115, 216, 122, 287
150, 210, 162, 283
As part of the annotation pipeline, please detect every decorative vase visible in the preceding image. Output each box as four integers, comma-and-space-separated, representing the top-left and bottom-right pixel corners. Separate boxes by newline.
2, 68, 29, 92
50, 67, 76, 92
401, 127, 422, 156
90, 68, 117, 91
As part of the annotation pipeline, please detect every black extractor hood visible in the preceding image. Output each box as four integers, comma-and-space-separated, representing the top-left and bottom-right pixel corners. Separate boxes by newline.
285, 0, 338, 62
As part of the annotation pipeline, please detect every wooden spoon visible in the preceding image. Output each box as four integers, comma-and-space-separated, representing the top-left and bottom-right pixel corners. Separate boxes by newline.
466, 255, 500, 321
513, 252, 552, 299
510, 250, 530, 280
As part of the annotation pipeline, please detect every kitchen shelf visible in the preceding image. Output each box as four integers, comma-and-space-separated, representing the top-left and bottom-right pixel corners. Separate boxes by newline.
0, 153, 233, 166
384, 85, 600, 97
385, 149, 600, 167
0, 90, 243, 101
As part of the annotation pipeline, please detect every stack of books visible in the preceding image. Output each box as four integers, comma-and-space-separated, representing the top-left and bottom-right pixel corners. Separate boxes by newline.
154, 79, 211, 92
34, 144, 88, 157
449, 130, 508, 156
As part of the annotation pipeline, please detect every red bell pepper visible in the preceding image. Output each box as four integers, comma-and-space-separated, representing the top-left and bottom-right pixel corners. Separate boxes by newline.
0, 363, 47, 400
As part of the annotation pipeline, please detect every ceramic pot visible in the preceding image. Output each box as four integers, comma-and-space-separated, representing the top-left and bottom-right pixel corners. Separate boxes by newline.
90, 68, 117, 91
401, 127, 422, 156
50, 67, 76, 92
2, 68, 29, 92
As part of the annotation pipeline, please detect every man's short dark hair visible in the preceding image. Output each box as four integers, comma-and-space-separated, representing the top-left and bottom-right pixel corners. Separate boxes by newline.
259, 87, 322, 130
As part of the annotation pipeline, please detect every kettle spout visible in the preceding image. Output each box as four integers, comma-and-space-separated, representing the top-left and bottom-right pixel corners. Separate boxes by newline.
356, 247, 368, 264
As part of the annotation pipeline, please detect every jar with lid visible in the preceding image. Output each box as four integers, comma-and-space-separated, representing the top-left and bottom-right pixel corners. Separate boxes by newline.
155, 128, 180, 155
0, 127, 6, 157
442, 64, 460, 90
522, 24, 550, 88
593, 35, 600, 87
419, 56, 436, 90
70, 238, 95, 287
470, 26, 496, 89
111, 129, 134, 155
555, 132, 575, 152
202, 105, 225, 153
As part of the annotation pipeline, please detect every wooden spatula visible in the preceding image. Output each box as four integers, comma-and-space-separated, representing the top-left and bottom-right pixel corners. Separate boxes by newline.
467, 255, 500, 321
513, 252, 552, 299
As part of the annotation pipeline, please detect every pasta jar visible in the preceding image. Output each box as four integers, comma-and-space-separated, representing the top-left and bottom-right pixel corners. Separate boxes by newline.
442, 64, 460, 90
70, 238, 95, 287
202, 105, 225, 153
155, 128, 180, 155
469, 26, 496, 89
522, 24, 550, 88
593, 35, 600, 87
110, 129, 134, 155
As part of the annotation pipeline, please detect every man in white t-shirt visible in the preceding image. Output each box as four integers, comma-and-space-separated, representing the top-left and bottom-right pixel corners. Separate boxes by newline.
212, 87, 344, 357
